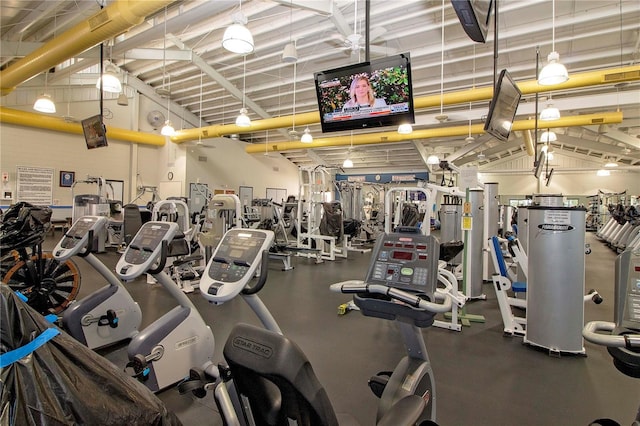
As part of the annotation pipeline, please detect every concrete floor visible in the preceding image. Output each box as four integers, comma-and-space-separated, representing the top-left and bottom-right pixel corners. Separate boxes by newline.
42, 231, 640, 425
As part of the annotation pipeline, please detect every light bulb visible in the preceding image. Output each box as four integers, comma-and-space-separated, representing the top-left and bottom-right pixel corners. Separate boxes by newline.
236, 108, 251, 127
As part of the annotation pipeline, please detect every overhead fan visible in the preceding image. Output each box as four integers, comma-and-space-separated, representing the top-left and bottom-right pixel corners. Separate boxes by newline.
329, 0, 396, 59
147, 110, 165, 129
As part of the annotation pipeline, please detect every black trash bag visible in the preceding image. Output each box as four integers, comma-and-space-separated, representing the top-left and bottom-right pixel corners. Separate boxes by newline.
0, 202, 52, 251
319, 202, 344, 244
0, 283, 182, 426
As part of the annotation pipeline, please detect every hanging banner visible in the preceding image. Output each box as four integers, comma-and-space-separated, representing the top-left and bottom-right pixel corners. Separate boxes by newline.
16, 166, 54, 205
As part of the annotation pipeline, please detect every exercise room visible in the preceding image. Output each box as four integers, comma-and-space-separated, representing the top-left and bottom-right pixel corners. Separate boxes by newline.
1, 1, 639, 425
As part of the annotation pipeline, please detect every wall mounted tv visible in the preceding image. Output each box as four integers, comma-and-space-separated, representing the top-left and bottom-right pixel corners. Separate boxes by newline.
450, 0, 494, 43
314, 53, 414, 134
81, 114, 108, 149
484, 69, 522, 142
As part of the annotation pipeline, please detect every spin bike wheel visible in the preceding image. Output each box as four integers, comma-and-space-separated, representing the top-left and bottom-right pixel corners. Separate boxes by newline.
2, 251, 81, 315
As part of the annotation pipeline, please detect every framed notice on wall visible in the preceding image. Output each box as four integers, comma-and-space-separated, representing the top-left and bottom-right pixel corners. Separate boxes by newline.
16, 165, 54, 205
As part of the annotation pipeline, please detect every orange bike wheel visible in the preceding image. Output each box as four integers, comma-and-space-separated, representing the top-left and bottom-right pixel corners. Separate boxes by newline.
3, 252, 81, 314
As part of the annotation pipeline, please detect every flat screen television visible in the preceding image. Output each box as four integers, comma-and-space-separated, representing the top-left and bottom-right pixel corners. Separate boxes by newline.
81, 114, 108, 149
484, 69, 522, 142
451, 0, 493, 43
545, 168, 554, 187
314, 53, 414, 133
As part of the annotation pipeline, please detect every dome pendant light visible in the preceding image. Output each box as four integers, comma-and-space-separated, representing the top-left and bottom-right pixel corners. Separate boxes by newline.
540, 103, 560, 121
33, 72, 56, 113
538, 0, 569, 86
301, 127, 313, 143
223, 1, 254, 55
343, 131, 354, 168
397, 123, 413, 134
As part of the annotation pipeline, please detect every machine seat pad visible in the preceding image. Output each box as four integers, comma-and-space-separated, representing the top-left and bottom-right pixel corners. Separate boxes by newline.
512, 281, 527, 293
223, 323, 339, 426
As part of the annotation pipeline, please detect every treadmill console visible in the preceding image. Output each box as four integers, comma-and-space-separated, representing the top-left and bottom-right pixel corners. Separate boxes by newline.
115, 221, 179, 281
53, 216, 107, 261
617, 249, 640, 330
365, 232, 440, 299
200, 229, 274, 304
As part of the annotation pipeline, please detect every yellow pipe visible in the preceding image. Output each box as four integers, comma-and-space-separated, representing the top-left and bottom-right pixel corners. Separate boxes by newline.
245, 112, 623, 153
0, 0, 172, 96
522, 130, 535, 156
174, 64, 640, 145
0, 107, 165, 146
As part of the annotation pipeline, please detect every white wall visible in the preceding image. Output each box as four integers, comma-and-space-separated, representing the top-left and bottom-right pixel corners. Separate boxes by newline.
184, 137, 299, 203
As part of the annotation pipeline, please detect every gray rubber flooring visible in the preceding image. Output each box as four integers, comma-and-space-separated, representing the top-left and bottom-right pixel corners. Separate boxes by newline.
44, 231, 640, 425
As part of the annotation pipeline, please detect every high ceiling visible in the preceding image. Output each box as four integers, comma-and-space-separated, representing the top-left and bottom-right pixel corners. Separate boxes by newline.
1, 0, 639, 174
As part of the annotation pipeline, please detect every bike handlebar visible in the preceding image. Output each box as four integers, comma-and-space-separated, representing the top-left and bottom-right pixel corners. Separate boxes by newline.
330, 281, 452, 314
583, 321, 640, 349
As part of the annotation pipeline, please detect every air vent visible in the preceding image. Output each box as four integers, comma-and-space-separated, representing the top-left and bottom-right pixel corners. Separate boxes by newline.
590, 118, 605, 124
202, 130, 209, 137
603, 70, 640, 83
198, 156, 207, 162
88, 10, 110, 31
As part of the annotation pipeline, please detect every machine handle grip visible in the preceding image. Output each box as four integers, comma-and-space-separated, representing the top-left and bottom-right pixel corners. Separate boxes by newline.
583, 321, 640, 349
77, 229, 95, 258
147, 240, 168, 275
330, 282, 452, 314
242, 250, 270, 295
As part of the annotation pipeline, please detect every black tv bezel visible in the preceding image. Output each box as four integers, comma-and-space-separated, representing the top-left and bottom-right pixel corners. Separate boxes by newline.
313, 53, 415, 134
484, 69, 522, 142
545, 168, 554, 187
534, 151, 545, 179
450, 0, 494, 43
81, 114, 108, 150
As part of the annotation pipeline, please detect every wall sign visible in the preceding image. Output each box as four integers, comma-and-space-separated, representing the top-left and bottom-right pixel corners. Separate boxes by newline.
17, 166, 54, 205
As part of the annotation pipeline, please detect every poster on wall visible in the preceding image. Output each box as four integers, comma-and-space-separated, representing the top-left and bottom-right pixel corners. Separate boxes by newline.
16, 166, 54, 205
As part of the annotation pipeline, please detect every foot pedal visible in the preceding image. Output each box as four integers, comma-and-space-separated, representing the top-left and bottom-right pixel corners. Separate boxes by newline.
368, 371, 392, 398
178, 368, 208, 399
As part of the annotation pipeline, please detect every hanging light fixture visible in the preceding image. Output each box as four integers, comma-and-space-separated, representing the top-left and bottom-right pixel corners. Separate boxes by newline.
282, 42, 297, 63
538, 0, 569, 85
33, 94, 56, 113
33, 72, 56, 113
596, 169, 610, 177
117, 52, 129, 106
427, 154, 440, 165
604, 158, 618, 168
236, 56, 251, 127
540, 98, 560, 121
222, 0, 254, 55
397, 123, 413, 134
96, 63, 122, 93
300, 127, 313, 143
540, 130, 557, 143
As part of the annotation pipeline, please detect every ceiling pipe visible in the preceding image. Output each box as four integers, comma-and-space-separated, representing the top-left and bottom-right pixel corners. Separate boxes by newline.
0, 107, 165, 146
172, 64, 640, 144
0, 0, 172, 96
245, 112, 623, 154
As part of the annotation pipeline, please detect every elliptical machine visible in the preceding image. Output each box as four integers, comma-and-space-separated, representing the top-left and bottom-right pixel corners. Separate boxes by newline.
53, 216, 142, 350
115, 221, 215, 392
583, 248, 640, 425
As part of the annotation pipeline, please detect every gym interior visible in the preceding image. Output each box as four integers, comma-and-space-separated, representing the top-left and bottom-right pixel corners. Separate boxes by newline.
1, 1, 640, 425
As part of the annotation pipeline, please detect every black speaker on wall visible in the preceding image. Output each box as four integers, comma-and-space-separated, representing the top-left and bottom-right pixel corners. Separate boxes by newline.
450, 0, 494, 43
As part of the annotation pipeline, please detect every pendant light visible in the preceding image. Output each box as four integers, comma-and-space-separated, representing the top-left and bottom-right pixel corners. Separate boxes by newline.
540, 130, 557, 143
236, 55, 251, 127
540, 93, 560, 121
33, 72, 56, 113
301, 127, 313, 143
223, 0, 254, 55
538, 0, 569, 85
160, 7, 175, 137
282, 3, 297, 63
397, 123, 413, 134
96, 40, 122, 93
427, 154, 440, 165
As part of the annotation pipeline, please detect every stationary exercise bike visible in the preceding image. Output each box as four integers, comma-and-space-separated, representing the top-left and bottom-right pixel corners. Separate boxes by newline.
115, 221, 215, 392
583, 248, 640, 426
217, 228, 452, 425
177, 228, 283, 421
53, 215, 142, 350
